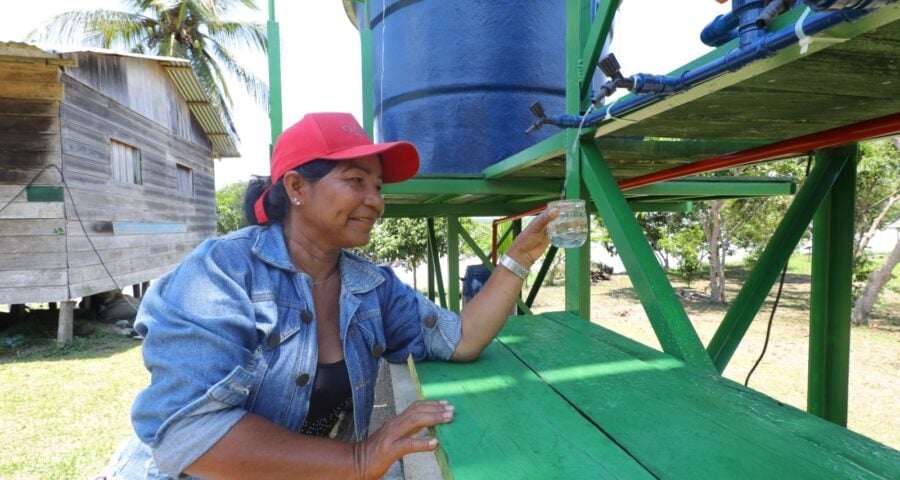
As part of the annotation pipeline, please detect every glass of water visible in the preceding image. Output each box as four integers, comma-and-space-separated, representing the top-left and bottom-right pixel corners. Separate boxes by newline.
547, 199, 588, 248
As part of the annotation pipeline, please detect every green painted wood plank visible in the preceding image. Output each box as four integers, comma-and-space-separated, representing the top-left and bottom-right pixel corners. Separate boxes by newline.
381, 179, 562, 196
482, 132, 567, 179
411, 341, 654, 480
25, 185, 64, 202
498, 312, 900, 479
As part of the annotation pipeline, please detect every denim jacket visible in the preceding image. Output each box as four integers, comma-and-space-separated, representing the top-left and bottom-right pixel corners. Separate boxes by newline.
105, 224, 461, 478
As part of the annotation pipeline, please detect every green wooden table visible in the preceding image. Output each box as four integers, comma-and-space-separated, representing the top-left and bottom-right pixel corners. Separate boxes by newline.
411, 312, 900, 479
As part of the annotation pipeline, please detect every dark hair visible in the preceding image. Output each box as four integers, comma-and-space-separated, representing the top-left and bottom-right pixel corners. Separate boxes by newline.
244, 159, 342, 225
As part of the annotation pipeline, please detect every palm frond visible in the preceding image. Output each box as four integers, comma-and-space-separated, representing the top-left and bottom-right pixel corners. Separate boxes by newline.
205, 20, 267, 54
27, 10, 148, 47
209, 41, 269, 111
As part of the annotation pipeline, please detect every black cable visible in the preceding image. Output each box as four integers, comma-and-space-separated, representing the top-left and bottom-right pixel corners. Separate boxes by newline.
744, 155, 813, 386
744, 264, 787, 386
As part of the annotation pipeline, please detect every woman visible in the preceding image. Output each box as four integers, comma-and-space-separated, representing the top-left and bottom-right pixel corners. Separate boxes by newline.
105, 112, 555, 479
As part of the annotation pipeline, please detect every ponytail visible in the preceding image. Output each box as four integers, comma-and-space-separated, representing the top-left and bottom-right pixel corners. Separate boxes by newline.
243, 160, 342, 226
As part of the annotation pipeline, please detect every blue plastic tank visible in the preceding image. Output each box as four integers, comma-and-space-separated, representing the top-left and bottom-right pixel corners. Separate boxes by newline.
462, 265, 492, 304
354, 1, 566, 175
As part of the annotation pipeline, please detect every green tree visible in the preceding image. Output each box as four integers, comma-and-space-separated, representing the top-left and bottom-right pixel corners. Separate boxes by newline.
28, 0, 268, 126
362, 217, 487, 291
215, 181, 247, 235
851, 139, 900, 324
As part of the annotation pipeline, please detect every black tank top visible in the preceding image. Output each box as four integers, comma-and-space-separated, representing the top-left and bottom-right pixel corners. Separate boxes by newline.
300, 359, 353, 437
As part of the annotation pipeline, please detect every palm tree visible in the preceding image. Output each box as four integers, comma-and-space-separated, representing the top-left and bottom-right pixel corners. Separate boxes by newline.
28, 0, 268, 129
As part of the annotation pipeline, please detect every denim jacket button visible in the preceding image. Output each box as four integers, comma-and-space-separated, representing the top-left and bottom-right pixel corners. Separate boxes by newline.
295, 373, 310, 387
424, 314, 437, 328
372, 345, 385, 358
267, 333, 280, 349
301, 310, 313, 324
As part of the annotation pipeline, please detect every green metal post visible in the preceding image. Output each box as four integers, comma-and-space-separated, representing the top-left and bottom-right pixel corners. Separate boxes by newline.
580, 141, 714, 371
564, 0, 591, 317
267, 0, 282, 149
579, 0, 621, 100
808, 144, 858, 427
427, 218, 446, 309
527, 247, 558, 307
360, 1, 375, 137
707, 152, 852, 372
447, 216, 461, 313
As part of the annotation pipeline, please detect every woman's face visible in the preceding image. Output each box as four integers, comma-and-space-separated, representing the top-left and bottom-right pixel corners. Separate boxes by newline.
293, 155, 385, 249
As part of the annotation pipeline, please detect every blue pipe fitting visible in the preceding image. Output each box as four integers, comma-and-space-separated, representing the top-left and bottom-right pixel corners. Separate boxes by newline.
803, 0, 897, 9
701, 13, 740, 47
630, 73, 688, 95
543, 7, 873, 130
734, 0, 768, 47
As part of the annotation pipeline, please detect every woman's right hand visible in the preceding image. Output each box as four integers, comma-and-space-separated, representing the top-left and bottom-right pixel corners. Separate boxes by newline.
352, 400, 454, 479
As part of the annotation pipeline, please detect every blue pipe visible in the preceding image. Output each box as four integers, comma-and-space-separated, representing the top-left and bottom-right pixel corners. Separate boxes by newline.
544, 7, 872, 129
700, 12, 740, 47
699, 0, 767, 48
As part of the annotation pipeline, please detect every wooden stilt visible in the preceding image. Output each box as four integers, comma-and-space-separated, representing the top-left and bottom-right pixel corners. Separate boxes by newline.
57, 300, 75, 346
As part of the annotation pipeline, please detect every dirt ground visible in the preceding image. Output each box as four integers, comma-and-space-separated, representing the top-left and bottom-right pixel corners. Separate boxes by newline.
528, 274, 899, 450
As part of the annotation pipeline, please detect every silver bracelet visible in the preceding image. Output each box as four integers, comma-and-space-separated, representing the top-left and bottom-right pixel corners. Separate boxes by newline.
499, 254, 529, 281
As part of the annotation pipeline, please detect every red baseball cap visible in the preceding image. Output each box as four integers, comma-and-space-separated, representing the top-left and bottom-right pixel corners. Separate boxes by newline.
270, 112, 419, 184
254, 112, 419, 223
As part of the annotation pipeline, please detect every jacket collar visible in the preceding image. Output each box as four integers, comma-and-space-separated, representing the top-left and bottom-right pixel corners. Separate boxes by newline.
253, 224, 385, 294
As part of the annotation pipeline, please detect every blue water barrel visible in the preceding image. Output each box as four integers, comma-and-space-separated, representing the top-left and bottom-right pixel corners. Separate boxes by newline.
354, 1, 566, 174
462, 265, 492, 304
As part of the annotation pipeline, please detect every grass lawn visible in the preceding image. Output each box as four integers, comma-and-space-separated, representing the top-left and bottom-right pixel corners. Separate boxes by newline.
0, 251, 897, 478
0, 332, 147, 479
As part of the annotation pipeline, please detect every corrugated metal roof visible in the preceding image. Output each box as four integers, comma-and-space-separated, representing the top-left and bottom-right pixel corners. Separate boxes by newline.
2, 42, 241, 158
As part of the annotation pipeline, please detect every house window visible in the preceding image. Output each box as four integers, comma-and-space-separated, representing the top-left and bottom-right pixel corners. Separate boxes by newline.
176, 164, 193, 197
111, 140, 141, 185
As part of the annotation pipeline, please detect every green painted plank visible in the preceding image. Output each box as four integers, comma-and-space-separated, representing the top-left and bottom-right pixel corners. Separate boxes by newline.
25, 185, 64, 202
382, 179, 561, 196
625, 178, 797, 197
482, 132, 567, 179
382, 202, 548, 218
411, 341, 654, 480
499, 313, 900, 479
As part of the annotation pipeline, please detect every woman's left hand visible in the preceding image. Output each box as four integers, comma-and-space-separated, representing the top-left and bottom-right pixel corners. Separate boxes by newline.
505, 208, 559, 269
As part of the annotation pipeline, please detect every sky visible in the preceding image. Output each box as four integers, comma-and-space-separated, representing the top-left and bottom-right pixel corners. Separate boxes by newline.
1, 1, 731, 190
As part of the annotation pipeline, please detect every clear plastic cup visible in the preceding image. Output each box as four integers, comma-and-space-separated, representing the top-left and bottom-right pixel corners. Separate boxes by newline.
547, 199, 588, 248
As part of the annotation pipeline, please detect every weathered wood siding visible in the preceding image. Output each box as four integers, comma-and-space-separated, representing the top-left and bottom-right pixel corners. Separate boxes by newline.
0, 59, 68, 304
60, 69, 216, 299
62, 53, 212, 151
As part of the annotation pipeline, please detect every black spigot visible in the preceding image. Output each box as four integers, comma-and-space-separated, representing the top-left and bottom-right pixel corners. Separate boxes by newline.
592, 53, 635, 104
756, 0, 795, 28
525, 101, 548, 134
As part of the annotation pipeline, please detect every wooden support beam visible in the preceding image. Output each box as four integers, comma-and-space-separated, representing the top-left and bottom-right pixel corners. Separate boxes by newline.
57, 300, 75, 345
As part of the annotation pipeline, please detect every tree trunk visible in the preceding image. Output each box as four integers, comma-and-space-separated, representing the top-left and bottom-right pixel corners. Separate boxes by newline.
852, 238, 900, 325
706, 201, 726, 303
854, 193, 899, 258
412, 261, 418, 291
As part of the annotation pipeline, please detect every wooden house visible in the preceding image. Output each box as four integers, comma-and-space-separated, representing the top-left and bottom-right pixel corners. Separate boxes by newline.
0, 42, 240, 342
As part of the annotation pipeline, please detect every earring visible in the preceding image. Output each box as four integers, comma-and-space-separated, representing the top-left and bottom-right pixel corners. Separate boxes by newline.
293, 198, 302, 206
